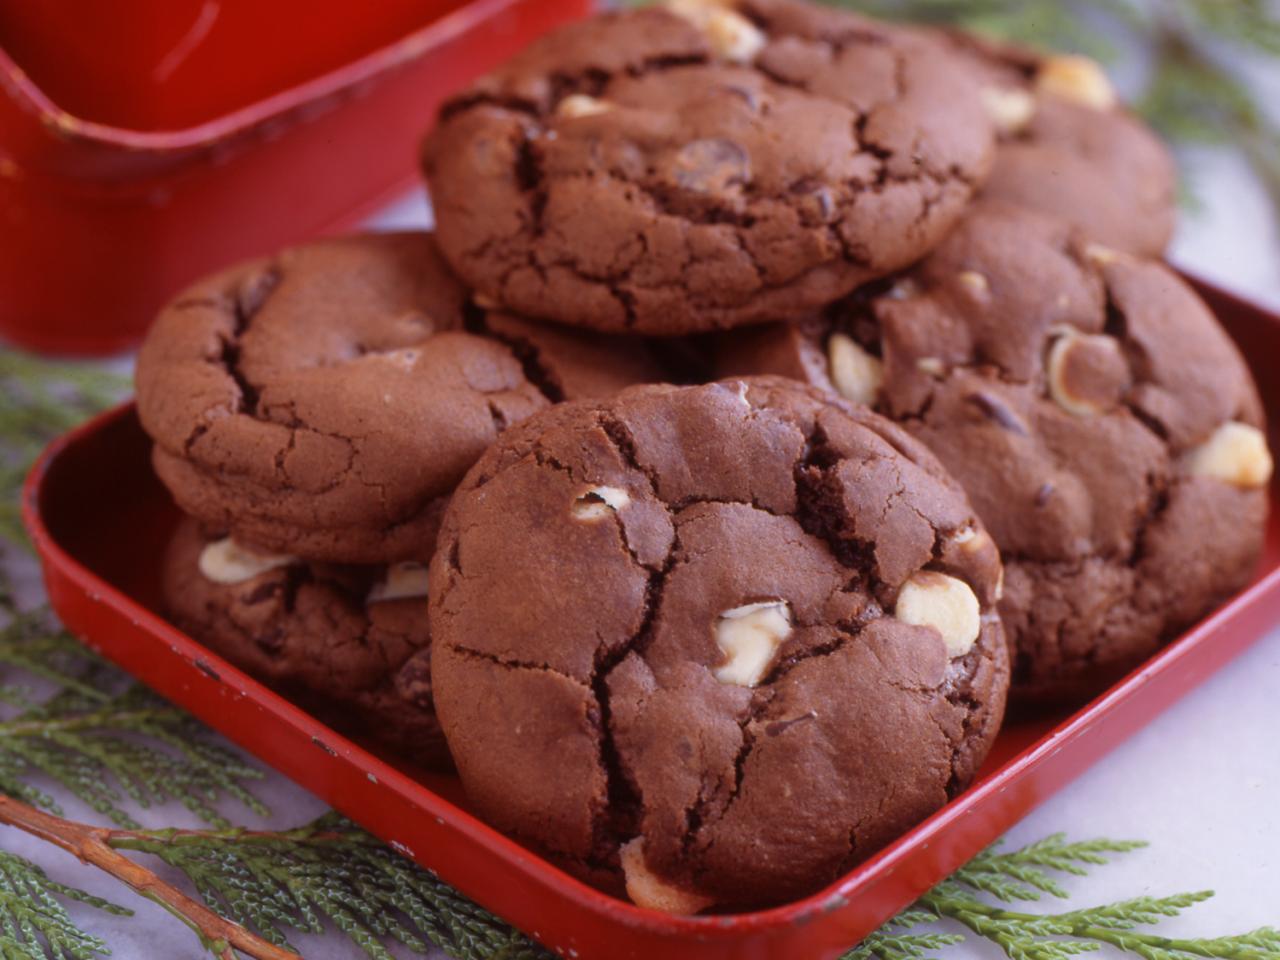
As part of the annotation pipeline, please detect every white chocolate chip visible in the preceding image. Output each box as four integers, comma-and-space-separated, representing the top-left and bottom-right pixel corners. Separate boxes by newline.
956, 271, 990, 297
1035, 55, 1116, 110
886, 278, 920, 301
556, 94, 612, 119
1182, 422, 1274, 489
895, 571, 981, 659
949, 526, 1000, 601
368, 561, 430, 604
1045, 334, 1089, 416
948, 523, 998, 569
954, 526, 996, 559
1083, 242, 1124, 266
712, 601, 792, 687
665, 0, 765, 63
364, 347, 419, 370
704, 9, 765, 62
916, 357, 946, 377
1045, 330, 1128, 417
980, 85, 1036, 133
198, 538, 296, 585
572, 486, 632, 521
826, 332, 884, 407
620, 838, 715, 915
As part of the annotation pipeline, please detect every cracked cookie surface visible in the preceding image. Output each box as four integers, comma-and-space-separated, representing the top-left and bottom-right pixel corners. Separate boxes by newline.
421, 0, 995, 336
136, 232, 667, 564
940, 29, 1176, 257
429, 377, 1008, 911
715, 203, 1271, 701
162, 517, 449, 770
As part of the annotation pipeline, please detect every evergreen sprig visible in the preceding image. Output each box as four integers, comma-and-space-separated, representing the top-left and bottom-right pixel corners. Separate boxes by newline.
0, 849, 128, 960
947, 833, 1148, 901
108, 813, 548, 960
0, 351, 128, 549
0, 611, 265, 830
912, 837, 1280, 960
843, 911, 964, 960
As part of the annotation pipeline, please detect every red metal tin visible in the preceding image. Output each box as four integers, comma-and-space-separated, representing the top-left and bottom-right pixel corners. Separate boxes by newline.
22, 277, 1280, 959
0, 0, 589, 357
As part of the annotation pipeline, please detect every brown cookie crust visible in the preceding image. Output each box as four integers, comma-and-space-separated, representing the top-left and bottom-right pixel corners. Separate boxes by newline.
941, 29, 1176, 256
137, 232, 666, 564
161, 518, 448, 770
422, 0, 995, 335
429, 378, 1008, 910
715, 203, 1270, 701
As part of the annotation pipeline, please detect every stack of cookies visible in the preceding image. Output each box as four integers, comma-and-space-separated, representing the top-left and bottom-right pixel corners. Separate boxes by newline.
136, 0, 1274, 917
138, 232, 669, 768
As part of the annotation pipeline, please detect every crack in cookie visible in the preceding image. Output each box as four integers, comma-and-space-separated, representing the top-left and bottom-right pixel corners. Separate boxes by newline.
136, 232, 669, 564
422, 0, 996, 335
713, 202, 1271, 701
429, 378, 1009, 912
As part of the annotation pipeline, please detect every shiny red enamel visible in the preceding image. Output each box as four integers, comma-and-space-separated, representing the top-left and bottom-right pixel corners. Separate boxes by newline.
0, 0, 589, 356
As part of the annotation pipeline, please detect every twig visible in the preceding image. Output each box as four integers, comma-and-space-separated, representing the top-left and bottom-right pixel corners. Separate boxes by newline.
0, 706, 188, 738
0, 794, 294, 960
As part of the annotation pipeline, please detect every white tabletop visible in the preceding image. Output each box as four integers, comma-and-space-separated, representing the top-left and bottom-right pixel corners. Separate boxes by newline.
5, 154, 1279, 958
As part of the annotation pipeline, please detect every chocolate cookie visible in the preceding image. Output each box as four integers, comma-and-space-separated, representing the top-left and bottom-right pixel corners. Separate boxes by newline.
136, 232, 666, 564
429, 378, 1008, 912
422, 0, 996, 335
161, 518, 447, 769
943, 30, 1176, 256
716, 203, 1272, 701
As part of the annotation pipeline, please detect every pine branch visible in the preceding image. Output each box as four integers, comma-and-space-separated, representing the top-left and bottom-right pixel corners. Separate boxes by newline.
0, 612, 106, 702
843, 930, 966, 960
0, 796, 550, 960
907, 837, 1280, 960
0, 795, 291, 960
0, 351, 128, 551
926, 891, 1280, 960
949, 834, 1148, 901
109, 812, 550, 960
0, 614, 265, 830
843, 910, 964, 960
0, 848, 128, 960
0, 615, 552, 959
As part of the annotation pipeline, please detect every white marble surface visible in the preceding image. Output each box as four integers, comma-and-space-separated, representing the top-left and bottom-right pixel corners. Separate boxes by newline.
4, 151, 1279, 959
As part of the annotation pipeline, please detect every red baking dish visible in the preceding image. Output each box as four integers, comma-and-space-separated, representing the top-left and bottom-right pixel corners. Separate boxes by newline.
22, 277, 1280, 959
0, 0, 589, 357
